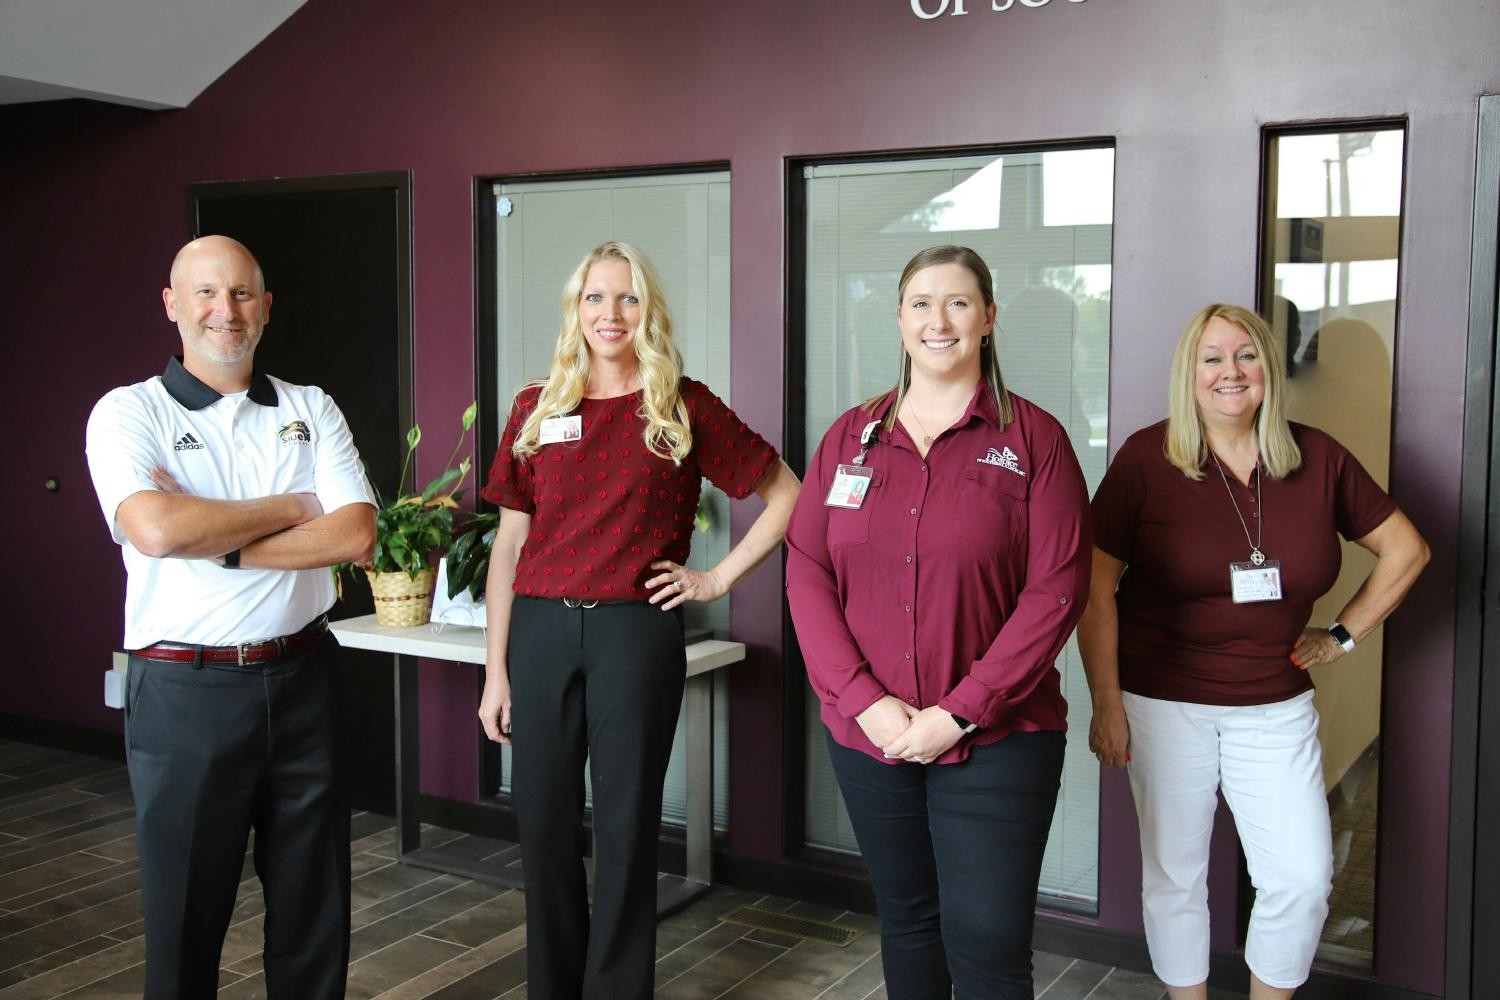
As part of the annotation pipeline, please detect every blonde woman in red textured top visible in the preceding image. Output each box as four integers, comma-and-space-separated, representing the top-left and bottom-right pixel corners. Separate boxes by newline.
478, 240, 798, 1000
1079, 304, 1428, 1000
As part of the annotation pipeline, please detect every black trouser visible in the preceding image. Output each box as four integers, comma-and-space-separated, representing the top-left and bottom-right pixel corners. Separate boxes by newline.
508, 596, 686, 1000
125, 631, 350, 1000
827, 729, 1065, 1000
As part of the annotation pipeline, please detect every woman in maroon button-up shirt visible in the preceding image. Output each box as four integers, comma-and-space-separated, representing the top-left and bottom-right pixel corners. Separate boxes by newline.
1079, 304, 1428, 1000
786, 246, 1090, 1000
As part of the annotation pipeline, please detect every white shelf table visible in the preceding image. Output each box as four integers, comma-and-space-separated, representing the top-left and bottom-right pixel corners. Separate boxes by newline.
329, 612, 745, 917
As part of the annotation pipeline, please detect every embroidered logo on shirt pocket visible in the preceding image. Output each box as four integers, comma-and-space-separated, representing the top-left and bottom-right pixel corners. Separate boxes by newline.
955, 465, 1027, 546
828, 469, 884, 550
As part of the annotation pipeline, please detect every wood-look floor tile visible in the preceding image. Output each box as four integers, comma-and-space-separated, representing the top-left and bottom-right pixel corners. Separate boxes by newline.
809, 951, 884, 999
0, 818, 137, 878
372, 923, 526, 999
344, 932, 468, 999
653, 937, 784, 999
351, 872, 471, 931
0, 866, 138, 937
652, 919, 750, 985
0, 790, 97, 829
0, 853, 122, 909
350, 882, 515, 963
0, 891, 142, 972
0, 793, 135, 842
0, 936, 143, 999
1037, 955, 1114, 998
418, 889, 525, 949
1089, 966, 1169, 1000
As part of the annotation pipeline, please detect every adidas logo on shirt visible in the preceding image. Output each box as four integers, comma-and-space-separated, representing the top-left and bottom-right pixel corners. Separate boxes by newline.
977, 446, 1025, 476
173, 432, 205, 452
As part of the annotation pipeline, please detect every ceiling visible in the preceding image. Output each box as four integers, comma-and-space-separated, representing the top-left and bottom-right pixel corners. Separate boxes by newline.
0, 0, 308, 109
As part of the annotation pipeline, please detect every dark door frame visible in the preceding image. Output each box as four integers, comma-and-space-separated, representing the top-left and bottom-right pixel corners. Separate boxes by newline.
187, 170, 415, 427
1452, 94, 1500, 1000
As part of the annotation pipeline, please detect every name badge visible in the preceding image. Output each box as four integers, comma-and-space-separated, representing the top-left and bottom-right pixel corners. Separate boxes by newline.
825, 464, 874, 509
539, 415, 582, 445
1229, 560, 1283, 603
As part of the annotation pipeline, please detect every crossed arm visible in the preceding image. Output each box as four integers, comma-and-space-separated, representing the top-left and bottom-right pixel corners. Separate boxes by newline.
115, 466, 374, 570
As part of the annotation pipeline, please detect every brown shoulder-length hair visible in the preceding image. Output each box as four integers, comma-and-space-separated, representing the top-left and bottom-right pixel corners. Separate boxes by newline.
1164, 303, 1302, 480
861, 245, 1013, 430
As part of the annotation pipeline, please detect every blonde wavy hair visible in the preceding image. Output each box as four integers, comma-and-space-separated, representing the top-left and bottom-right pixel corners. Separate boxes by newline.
512, 241, 692, 464
862, 245, 1014, 430
1164, 303, 1302, 480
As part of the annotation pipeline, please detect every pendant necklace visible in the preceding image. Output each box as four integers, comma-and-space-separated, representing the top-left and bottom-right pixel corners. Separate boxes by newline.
904, 398, 962, 449
1211, 452, 1265, 565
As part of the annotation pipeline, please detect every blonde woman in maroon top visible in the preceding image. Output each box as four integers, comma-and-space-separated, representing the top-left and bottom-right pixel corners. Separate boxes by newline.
1079, 304, 1428, 999
478, 241, 798, 1000
786, 246, 1091, 999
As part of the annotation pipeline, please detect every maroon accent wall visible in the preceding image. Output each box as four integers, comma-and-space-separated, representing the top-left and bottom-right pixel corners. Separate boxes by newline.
4, 0, 1495, 992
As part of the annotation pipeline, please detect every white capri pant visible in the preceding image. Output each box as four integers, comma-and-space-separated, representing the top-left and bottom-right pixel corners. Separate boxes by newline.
1123, 690, 1332, 990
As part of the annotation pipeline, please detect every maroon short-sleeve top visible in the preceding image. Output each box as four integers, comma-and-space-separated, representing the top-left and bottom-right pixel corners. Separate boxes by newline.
1091, 420, 1396, 706
480, 377, 778, 601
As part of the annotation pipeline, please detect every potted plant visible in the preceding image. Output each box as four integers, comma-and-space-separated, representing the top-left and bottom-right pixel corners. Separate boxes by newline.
343, 402, 477, 627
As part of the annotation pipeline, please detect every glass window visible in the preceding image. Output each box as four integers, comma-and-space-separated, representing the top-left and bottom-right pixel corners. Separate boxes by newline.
1261, 125, 1405, 968
487, 170, 732, 829
796, 146, 1114, 908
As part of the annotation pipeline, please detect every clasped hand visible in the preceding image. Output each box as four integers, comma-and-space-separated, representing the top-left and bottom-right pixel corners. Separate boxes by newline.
856, 696, 963, 764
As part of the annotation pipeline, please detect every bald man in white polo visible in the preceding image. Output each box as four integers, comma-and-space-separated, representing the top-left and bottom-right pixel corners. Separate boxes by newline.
86, 236, 376, 998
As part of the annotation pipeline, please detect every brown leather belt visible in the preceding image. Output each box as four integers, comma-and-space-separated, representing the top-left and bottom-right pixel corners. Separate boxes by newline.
130, 616, 329, 666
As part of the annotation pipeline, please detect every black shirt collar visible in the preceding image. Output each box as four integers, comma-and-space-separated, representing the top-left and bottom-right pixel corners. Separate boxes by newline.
161, 356, 278, 410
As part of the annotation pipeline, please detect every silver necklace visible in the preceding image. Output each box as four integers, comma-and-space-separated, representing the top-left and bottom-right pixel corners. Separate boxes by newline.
1211, 452, 1265, 565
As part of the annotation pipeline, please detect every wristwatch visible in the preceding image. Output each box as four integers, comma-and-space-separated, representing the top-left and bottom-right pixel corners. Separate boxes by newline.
950, 712, 979, 734
1328, 623, 1356, 653
222, 548, 241, 569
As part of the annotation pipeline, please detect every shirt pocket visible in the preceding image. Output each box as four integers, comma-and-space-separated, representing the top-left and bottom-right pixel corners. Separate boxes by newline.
955, 465, 1027, 547
827, 469, 884, 551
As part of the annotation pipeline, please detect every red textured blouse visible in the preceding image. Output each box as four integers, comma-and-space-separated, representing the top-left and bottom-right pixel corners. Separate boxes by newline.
1091, 420, 1396, 706
481, 378, 778, 601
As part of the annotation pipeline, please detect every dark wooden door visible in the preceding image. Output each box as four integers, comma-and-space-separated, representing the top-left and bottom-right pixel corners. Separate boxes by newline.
192, 174, 412, 815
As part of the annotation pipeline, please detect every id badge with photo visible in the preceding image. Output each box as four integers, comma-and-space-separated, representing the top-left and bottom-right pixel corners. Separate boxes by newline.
825, 464, 874, 509
1229, 560, 1283, 603
539, 415, 582, 445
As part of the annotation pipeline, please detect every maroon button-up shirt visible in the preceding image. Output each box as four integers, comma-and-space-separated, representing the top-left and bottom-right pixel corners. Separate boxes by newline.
786, 386, 1091, 764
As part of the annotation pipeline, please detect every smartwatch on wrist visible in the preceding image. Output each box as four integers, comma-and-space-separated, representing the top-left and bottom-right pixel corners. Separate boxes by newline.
1328, 623, 1356, 653
950, 712, 979, 734
223, 548, 241, 569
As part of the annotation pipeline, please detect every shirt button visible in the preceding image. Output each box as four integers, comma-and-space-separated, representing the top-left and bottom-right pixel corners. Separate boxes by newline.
905, 555, 913, 564
1058, 596, 1068, 606
904, 651, 912, 660
907, 696, 917, 704
909, 508, 918, 516
235, 441, 245, 451
920, 465, 927, 473
904, 604, 912, 613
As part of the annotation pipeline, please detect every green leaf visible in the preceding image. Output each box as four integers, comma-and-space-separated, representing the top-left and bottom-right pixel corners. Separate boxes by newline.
406, 425, 422, 450
421, 468, 462, 502
462, 401, 477, 431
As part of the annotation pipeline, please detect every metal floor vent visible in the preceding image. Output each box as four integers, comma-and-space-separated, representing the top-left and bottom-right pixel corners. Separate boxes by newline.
720, 906, 864, 947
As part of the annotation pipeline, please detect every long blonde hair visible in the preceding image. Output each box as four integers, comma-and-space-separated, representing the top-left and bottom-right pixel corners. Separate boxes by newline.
512, 241, 692, 463
862, 245, 1014, 430
1164, 303, 1302, 480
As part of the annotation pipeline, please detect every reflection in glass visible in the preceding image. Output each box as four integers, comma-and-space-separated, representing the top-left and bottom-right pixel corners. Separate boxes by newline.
1261, 126, 1404, 969
800, 147, 1113, 908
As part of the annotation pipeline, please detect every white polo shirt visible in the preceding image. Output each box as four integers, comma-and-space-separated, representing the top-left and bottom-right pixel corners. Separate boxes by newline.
86, 358, 376, 649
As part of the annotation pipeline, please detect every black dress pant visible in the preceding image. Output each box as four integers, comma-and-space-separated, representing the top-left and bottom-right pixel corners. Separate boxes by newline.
827, 729, 1065, 1000
124, 632, 350, 1000
508, 596, 687, 1000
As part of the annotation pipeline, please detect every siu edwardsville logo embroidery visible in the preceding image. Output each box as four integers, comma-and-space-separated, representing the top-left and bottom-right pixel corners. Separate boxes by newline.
278, 421, 312, 445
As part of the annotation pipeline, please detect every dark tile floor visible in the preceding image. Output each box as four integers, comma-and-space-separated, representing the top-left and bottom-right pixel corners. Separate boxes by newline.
0, 739, 1239, 999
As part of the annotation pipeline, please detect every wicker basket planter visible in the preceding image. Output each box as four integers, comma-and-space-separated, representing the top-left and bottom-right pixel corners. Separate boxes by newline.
366, 567, 436, 628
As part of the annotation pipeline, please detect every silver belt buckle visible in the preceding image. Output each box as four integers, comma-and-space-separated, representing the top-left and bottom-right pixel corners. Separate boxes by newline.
237, 641, 250, 667
562, 598, 599, 609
